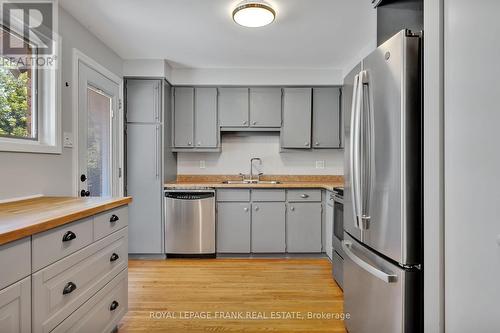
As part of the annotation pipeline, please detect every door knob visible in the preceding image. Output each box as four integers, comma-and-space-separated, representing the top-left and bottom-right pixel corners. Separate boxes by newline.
252, 121, 257, 126
304, 142, 309, 146
243, 120, 248, 125
80, 190, 90, 197
290, 206, 295, 211
244, 207, 249, 212
315, 142, 320, 146
80, 174, 87, 182
254, 206, 259, 211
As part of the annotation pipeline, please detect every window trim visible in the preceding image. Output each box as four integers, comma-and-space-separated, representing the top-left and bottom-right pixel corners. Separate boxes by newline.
0, 23, 61, 154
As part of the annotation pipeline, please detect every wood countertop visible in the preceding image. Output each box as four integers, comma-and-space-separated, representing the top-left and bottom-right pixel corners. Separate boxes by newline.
0, 196, 132, 246
165, 175, 344, 191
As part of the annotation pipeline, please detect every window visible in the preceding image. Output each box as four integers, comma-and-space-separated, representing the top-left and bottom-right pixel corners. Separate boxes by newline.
0, 27, 37, 140
0, 23, 59, 154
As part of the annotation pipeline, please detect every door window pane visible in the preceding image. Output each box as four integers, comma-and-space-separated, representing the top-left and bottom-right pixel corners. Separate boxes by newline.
87, 87, 112, 196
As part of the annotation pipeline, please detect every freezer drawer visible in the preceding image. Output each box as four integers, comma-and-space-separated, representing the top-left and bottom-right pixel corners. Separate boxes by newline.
342, 233, 421, 333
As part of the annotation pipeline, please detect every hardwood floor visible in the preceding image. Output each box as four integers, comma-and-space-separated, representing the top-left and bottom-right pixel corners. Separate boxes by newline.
119, 258, 346, 333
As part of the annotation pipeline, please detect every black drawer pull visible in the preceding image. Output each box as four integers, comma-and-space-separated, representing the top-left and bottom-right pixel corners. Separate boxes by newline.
62, 231, 76, 242
110, 253, 119, 262
62, 282, 77, 295
110, 300, 119, 311
109, 214, 119, 223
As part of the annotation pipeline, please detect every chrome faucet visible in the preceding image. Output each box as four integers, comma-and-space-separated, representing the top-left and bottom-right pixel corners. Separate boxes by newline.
250, 158, 262, 182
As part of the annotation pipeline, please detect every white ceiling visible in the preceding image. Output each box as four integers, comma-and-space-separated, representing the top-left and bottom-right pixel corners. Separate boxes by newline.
59, 0, 376, 71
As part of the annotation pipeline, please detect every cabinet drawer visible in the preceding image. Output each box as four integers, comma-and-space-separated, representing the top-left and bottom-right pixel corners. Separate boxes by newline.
251, 189, 285, 202
287, 189, 322, 202
0, 276, 31, 333
51, 269, 128, 333
0, 238, 30, 290
32, 218, 93, 272
32, 228, 128, 333
216, 189, 250, 202
93, 206, 128, 241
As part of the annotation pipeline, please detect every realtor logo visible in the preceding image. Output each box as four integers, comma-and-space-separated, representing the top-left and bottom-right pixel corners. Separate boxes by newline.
1, 0, 57, 68
2, 1, 53, 54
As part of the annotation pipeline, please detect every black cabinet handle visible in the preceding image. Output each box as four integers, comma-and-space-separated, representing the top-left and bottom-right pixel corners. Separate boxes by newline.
62, 231, 76, 242
62, 282, 77, 295
110, 253, 119, 262
110, 300, 119, 311
109, 214, 119, 223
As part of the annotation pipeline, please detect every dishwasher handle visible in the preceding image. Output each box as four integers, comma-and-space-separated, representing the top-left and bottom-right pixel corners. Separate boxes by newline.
165, 192, 215, 200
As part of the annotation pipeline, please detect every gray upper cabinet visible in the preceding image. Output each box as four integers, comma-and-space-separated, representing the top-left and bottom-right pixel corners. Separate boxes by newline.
249, 88, 282, 128
312, 88, 341, 148
216, 202, 251, 253
219, 88, 249, 127
173, 87, 194, 148
126, 79, 161, 123
194, 88, 218, 148
251, 202, 286, 253
281, 88, 312, 148
286, 202, 322, 253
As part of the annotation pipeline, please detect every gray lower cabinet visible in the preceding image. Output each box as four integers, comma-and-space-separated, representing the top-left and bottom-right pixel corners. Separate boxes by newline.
312, 88, 341, 148
219, 88, 249, 127
173, 87, 194, 148
216, 202, 251, 253
281, 88, 312, 148
251, 202, 286, 253
194, 88, 218, 147
0, 276, 31, 333
286, 202, 323, 253
249, 88, 282, 128
325, 191, 334, 260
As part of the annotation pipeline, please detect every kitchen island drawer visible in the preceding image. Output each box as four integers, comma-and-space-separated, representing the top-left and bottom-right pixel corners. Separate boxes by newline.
251, 189, 286, 202
287, 189, 322, 202
216, 189, 250, 202
0, 237, 30, 290
93, 206, 128, 241
32, 228, 128, 333
32, 218, 93, 272
51, 269, 128, 333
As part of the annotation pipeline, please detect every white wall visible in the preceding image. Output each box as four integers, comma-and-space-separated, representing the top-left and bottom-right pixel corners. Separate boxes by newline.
444, 1, 500, 332
177, 133, 343, 175
0, 7, 123, 200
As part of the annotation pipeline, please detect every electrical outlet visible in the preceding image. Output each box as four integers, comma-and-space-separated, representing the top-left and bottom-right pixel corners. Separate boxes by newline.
63, 132, 73, 148
199, 160, 206, 169
315, 160, 325, 169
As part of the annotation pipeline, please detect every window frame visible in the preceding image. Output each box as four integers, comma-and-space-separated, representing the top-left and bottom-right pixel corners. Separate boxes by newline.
0, 22, 61, 154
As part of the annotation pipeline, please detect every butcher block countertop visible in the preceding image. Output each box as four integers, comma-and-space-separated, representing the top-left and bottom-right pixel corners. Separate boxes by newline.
0, 196, 132, 246
165, 175, 344, 191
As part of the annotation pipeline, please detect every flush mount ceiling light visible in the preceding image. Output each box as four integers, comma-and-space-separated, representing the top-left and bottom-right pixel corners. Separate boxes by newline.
232, 1, 276, 28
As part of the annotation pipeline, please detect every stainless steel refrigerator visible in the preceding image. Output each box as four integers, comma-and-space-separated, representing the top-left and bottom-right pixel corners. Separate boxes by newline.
342, 30, 422, 333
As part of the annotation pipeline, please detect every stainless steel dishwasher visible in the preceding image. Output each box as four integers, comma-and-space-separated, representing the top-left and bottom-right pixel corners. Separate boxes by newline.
164, 189, 215, 257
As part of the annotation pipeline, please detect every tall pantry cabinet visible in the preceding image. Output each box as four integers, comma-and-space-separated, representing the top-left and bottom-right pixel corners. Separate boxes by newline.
125, 78, 176, 254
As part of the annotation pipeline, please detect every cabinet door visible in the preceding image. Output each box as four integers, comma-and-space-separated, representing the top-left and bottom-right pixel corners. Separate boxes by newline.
126, 124, 163, 254
0, 276, 31, 333
195, 88, 218, 147
281, 88, 312, 148
126, 79, 161, 123
249, 88, 282, 127
173, 87, 194, 148
217, 202, 251, 253
313, 88, 341, 148
219, 88, 249, 127
325, 193, 334, 259
251, 202, 286, 253
287, 203, 322, 253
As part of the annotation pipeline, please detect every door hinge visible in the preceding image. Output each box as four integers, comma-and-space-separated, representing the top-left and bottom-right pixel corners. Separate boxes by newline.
119, 99, 123, 109
118, 167, 122, 178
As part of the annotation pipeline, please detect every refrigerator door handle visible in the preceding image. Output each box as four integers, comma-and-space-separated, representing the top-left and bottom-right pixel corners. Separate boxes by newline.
342, 240, 398, 283
349, 73, 361, 227
359, 70, 373, 230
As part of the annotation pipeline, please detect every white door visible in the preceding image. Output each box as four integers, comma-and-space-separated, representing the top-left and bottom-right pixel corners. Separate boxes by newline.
78, 61, 120, 197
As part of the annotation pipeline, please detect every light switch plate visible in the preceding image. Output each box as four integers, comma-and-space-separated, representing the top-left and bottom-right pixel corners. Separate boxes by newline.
199, 160, 206, 169
63, 132, 73, 148
315, 160, 325, 169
